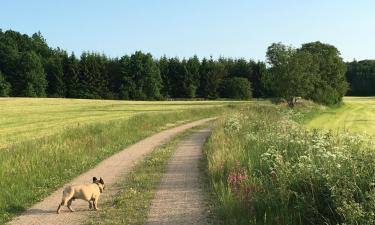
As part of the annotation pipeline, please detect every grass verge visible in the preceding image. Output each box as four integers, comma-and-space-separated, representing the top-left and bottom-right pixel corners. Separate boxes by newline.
204, 103, 375, 225
0, 106, 233, 224
88, 125, 208, 225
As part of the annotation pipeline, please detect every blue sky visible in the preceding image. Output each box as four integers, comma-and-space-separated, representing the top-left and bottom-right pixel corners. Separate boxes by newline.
0, 0, 374, 61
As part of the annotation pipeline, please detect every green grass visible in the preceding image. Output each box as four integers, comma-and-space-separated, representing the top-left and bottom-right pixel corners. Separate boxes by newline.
305, 97, 375, 135
0, 98, 246, 149
88, 126, 207, 225
204, 102, 375, 225
0, 98, 249, 224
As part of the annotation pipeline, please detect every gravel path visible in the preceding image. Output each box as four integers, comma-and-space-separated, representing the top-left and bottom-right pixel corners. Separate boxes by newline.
146, 127, 211, 225
7, 118, 214, 225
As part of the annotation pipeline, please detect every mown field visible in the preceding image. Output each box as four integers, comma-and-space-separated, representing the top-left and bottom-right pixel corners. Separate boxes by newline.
205, 98, 375, 225
0, 98, 244, 149
0, 98, 248, 224
306, 97, 375, 135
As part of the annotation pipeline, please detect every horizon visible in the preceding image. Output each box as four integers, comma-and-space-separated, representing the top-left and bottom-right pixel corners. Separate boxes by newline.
1, 0, 374, 62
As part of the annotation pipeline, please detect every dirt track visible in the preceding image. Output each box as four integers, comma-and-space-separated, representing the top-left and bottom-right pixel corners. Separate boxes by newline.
6, 118, 214, 225
146, 128, 211, 225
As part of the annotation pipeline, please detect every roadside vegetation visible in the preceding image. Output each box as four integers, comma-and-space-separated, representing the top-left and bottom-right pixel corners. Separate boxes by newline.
204, 101, 375, 225
0, 102, 240, 224
88, 126, 206, 225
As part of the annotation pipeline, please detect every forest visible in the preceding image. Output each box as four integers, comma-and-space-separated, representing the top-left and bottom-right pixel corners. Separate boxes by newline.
0, 29, 371, 104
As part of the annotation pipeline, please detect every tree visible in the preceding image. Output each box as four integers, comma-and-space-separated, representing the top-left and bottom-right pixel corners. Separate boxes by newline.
106, 58, 122, 99
221, 77, 252, 99
249, 61, 267, 98
158, 56, 170, 98
199, 59, 227, 99
265, 43, 316, 107
13, 51, 47, 97
78, 52, 109, 99
167, 57, 188, 98
120, 51, 162, 100
185, 56, 201, 98
0, 71, 11, 96
63, 53, 80, 98
45, 50, 66, 97
300, 41, 348, 105
346, 60, 375, 96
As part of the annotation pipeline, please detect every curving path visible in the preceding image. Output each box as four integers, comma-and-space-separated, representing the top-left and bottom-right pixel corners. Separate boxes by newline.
146, 127, 211, 225
7, 118, 215, 225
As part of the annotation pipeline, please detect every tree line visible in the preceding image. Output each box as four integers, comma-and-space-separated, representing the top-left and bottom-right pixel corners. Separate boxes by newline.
346, 60, 375, 96
0, 30, 265, 100
0, 29, 369, 105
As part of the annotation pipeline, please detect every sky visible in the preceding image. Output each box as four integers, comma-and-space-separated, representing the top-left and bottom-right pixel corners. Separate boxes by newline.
0, 0, 374, 61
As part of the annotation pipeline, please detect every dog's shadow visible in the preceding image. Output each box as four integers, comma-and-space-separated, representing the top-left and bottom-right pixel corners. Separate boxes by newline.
26, 208, 90, 215
26, 208, 56, 215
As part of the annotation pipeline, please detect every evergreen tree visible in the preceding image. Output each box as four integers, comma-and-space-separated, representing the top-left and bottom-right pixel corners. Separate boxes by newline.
45, 50, 66, 97
63, 53, 80, 98
78, 52, 109, 99
0, 71, 11, 96
221, 77, 252, 99
13, 51, 47, 97
120, 51, 162, 100
158, 56, 170, 98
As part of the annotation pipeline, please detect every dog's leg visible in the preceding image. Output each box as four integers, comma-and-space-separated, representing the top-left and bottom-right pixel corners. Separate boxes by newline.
57, 200, 65, 214
67, 198, 75, 212
88, 200, 93, 209
93, 198, 100, 211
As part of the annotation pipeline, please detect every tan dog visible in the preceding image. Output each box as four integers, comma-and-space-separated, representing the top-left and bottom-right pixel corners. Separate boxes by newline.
56, 177, 105, 214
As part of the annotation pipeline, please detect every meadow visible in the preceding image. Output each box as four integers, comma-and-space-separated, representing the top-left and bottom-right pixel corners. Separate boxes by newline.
306, 97, 375, 135
0, 98, 246, 224
0, 98, 240, 149
204, 98, 375, 225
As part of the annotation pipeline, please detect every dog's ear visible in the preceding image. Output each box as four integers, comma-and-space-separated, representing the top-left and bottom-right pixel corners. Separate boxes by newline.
93, 177, 98, 183
99, 177, 104, 184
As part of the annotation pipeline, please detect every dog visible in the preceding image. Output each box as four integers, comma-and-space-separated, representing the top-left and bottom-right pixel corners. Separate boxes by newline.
56, 177, 105, 214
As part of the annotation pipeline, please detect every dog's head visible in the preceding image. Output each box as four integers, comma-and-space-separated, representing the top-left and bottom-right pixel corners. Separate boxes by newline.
93, 177, 105, 193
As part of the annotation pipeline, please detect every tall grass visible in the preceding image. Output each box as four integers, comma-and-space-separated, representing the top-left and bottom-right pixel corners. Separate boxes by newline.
0, 106, 231, 224
204, 103, 375, 225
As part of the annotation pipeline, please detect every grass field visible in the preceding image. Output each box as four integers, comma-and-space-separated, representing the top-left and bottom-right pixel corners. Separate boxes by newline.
0, 97, 247, 224
306, 97, 375, 135
0, 98, 242, 149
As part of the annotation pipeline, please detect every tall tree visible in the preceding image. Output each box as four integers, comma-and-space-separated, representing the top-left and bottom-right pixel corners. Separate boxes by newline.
0, 71, 11, 96
78, 52, 109, 99
13, 51, 47, 97
166, 57, 188, 98
158, 56, 170, 98
346, 60, 375, 96
265, 42, 316, 107
63, 53, 80, 98
199, 58, 227, 99
221, 77, 252, 99
185, 56, 201, 98
120, 51, 162, 100
300, 41, 348, 105
106, 58, 122, 99
45, 50, 66, 97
